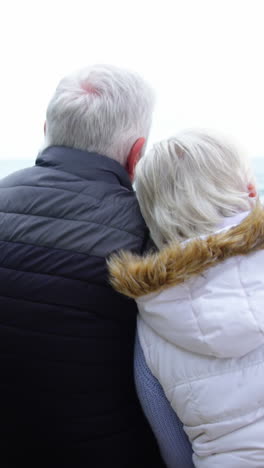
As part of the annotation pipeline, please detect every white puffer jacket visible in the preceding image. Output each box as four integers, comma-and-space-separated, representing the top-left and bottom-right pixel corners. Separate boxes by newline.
109, 205, 264, 467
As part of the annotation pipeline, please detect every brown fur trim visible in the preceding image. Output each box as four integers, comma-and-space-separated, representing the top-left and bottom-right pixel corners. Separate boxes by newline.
108, 203, 264, 298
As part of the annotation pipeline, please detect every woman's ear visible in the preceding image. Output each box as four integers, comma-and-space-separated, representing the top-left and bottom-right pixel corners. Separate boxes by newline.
247, 183, 257, 198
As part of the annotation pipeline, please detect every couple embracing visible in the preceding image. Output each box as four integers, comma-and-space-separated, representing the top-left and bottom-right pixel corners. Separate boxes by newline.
0, 65, 263, 468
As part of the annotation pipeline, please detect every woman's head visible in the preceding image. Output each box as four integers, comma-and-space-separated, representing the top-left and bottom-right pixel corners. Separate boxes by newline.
135, 131, 256, 248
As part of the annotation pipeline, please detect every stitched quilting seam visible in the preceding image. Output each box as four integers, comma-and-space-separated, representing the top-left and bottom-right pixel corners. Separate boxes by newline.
235, 256, 263, 334
0, 210, 144, 239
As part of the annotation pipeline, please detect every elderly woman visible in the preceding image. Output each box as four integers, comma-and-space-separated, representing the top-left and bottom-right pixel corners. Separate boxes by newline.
108, 131, 264, 468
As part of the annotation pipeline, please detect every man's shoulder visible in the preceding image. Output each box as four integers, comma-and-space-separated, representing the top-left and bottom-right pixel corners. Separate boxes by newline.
98, 186, 150, 255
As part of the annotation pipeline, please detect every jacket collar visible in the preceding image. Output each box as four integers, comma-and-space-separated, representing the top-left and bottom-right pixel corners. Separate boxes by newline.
108, 203, 264, 298
217, 210, 250, 231
35, 145, 133, 191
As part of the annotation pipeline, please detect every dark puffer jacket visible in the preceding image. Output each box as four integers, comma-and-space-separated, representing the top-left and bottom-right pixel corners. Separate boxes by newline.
0, 146, 164, 468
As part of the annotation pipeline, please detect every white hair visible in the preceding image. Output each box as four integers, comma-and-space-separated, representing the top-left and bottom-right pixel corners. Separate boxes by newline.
135, 131, 256, 248
44, 65, 155, 165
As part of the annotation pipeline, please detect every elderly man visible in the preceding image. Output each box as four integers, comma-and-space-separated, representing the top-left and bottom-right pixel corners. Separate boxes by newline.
0, 65, 164, 467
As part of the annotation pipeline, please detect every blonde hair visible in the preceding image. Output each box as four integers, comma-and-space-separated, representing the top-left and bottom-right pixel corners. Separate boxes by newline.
135, 131, 256, 248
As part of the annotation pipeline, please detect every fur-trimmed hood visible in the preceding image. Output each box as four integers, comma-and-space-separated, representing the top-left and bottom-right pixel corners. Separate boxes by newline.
108, 203, 264, 359
108, 203, 264, 299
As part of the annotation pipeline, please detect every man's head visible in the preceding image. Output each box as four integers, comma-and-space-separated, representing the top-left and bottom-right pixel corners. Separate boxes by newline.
44, 65, 155, 177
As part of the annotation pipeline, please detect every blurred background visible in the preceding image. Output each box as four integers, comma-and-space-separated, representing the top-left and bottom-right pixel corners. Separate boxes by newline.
0, 0, 264, 194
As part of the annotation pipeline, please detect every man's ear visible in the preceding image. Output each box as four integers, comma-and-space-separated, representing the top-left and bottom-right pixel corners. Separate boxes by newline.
44, 121, 47, 136
126, 137, 145, 181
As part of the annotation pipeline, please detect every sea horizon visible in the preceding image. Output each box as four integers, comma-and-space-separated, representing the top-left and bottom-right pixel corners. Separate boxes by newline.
1, 157, 264, 200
